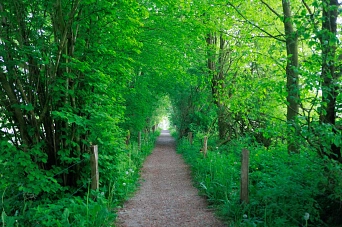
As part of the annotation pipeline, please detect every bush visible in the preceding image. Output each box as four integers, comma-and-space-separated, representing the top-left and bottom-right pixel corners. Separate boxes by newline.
1, 131, 160, 227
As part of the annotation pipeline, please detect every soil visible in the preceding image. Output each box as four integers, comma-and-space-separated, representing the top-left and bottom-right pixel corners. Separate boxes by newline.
116, 130, 226, 227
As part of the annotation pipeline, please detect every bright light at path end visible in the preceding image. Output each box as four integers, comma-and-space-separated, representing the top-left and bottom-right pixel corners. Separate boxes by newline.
160, 116, 170, 130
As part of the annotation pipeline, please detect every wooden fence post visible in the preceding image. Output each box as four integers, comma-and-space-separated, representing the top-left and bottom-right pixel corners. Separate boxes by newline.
188, 132, 193, 145
203, 136, 208, 157
145, 128, 150, 145
240, 148, 249, 204
125, 130, 130, 146
90, 145, 99, 191
138, 131, 141, 151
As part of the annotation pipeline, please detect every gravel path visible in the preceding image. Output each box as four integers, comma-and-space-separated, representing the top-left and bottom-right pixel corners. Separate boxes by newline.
116, 130, 226, 227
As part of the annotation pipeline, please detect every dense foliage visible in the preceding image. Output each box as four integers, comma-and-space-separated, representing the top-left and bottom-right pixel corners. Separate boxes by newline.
1, 0, 341, 226
176, 132, 342, 226
167, 0, 342, 226
0, 0, 164, 225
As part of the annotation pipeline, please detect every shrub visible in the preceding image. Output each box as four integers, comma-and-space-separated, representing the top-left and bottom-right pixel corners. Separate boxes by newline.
1, 131, 159, 227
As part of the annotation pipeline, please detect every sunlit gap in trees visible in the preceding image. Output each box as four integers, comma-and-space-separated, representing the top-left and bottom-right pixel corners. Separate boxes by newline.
155, 95, 171, 130
159, 116, 170, 130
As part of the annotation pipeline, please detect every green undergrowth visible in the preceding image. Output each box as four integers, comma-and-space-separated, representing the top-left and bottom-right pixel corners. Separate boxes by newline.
1, 131, 160, 227
176, 135, 342, 227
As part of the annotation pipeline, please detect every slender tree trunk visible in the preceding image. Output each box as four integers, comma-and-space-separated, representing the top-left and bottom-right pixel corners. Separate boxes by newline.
206, 33, 229, 140
206, 33, 217, 99
0, 72, 31, 146
320, 0, 341, 162
282, 0, 299, 153
217, 34, 229, 140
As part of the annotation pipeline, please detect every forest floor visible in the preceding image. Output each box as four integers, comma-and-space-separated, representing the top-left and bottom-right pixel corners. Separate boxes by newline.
116, 130, 226, 227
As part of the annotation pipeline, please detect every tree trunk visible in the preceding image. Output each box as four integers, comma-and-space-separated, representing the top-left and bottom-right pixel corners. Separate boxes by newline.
206, 33, 217, 100
217, 35, 229, 140
282, 0, 299, 153
320, 0, 341, 162
206, 33, 229, 140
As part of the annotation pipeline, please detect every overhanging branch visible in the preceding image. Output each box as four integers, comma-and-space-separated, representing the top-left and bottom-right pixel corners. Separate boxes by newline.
228, 2, 285, 42
260, 0, 282, 18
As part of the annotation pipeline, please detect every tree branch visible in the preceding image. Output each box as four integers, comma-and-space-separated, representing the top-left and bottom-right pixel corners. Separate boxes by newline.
301, 0, 313, 15
301, 0, 320, 32
0, 72, 30, 146
228, 3, 285, 42
260, 0, 282, 18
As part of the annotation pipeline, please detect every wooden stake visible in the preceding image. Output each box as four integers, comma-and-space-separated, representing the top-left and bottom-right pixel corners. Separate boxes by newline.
90, 145, 99, 191
138, 131, 141, 151
240, 148, 249, 204
203, 136, 208, 157
188, 132, 193, 145
126, 130, 130, 146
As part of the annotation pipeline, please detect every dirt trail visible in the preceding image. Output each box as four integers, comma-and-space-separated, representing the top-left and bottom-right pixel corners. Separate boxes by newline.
116, 130, 226, 227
